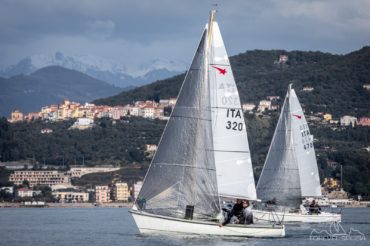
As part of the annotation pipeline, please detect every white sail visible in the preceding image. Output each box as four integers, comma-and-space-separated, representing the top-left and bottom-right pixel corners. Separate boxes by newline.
289, 87, 322, 197
256, 84, 321, 207
136, 27, 221, 220
209, 22, 257, 200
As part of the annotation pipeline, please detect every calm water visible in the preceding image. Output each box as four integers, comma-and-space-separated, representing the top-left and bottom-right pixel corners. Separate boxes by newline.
0, 207, 368, 246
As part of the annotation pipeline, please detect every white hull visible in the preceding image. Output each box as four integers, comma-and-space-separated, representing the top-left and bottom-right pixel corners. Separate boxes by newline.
252, 209, 341, 223
130, 210, 285, 238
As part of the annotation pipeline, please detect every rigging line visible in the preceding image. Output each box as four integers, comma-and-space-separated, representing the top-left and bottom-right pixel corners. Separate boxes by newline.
171, 115, 211, 122
154, 162, 216, 171
209, 106, 242, 110
209, 63, 230, 66
206, 149, 250, 153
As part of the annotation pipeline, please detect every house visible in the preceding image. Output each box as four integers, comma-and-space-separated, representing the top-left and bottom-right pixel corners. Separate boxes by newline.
302, 86, 314, 92
17, 188, 42, 198
10, 110, 24, 122
95, 186, 110, 203
278, 55, 288, 64
257, 100, 271, 112
340, 115, 357, 127
358, 117, 370, 126
242, 103, 256, 112
323, 114, 332, 122
69, 118, 94, 130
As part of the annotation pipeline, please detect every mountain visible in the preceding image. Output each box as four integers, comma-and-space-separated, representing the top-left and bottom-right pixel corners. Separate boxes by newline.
0, 66, 122, 116
0, 52, 186, 88
94, 47, 370, 118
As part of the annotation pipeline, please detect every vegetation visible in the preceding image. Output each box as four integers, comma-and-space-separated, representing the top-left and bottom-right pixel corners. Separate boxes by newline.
95, 47, 370, 118
1, 47, 369, 197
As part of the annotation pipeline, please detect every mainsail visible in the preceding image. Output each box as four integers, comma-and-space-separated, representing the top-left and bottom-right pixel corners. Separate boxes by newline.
256, 84, 321, 208
208, 22, 257, 200
136, 16, 220, 220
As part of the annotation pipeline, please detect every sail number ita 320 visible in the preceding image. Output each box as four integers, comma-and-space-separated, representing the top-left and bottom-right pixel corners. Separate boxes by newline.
225, 108, 243, 131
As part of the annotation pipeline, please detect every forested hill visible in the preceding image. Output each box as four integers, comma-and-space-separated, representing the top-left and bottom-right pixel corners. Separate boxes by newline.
94, 47, 370, 117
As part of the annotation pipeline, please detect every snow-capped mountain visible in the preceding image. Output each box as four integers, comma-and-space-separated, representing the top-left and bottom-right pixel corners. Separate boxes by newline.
0, 52, 187, 88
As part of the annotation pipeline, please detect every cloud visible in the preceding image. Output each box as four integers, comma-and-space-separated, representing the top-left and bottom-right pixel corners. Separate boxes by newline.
0, 0, 369, 67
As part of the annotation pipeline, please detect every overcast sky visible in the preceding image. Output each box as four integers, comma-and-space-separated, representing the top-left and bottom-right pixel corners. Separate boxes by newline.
0, 0, 369, 67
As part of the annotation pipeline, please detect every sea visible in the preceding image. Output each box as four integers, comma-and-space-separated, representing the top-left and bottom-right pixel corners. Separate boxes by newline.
0, 207, 368, 246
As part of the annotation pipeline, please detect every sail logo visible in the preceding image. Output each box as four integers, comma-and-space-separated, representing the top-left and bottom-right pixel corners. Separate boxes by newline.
212, 65, 227, 75
293, 114, 302, 119
309, 222, 366, 241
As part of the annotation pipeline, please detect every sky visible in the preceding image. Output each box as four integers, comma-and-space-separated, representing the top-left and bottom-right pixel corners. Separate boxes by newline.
0, 0, 370, 67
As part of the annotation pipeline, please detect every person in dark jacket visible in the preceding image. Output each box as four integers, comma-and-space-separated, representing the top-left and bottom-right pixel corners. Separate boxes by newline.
221, 199, 244, 226
238, 200, 253, 224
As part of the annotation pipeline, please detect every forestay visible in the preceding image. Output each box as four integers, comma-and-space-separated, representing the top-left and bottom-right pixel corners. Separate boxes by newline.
135, 27, 220, 220
208, 22, 257, 200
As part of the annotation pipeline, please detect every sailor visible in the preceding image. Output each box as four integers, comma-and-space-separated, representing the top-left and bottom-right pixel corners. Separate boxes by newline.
309, 199, 321, 214
220, 199, 244, 226
238, 200, 254, 224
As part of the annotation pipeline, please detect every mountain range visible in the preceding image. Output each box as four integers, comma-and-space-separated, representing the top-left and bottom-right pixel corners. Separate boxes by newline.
0, 66, 122, 116
95, 46, 370, 118
0, 52, 186, 88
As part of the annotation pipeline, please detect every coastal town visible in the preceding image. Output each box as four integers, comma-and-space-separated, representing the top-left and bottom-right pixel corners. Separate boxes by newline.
1, 88, 369, 208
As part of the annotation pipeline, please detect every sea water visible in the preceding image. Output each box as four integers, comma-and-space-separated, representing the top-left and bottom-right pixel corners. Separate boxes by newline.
0, 207, 368, 246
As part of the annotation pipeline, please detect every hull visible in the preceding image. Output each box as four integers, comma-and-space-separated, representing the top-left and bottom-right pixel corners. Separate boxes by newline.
252, 209, 341, 223
130, 210, 285, 238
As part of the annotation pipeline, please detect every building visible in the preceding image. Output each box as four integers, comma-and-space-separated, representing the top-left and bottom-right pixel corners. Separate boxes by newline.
16, 188, 42, 198
133, 181, 143, 199
10, 110, 24, 122
169, 98, 177, 106
41, 128, 53, 134
0, 186, 14, 194
266, 96, 280, 101
112, 183, 129, 202
257, 100, 271, 112
278, 54, 288, 64
363, 84, 370, 90
9, 170, 70, 187
242, 103, 256, 112
358, 117, 370, 126
340, 115, 357, 127
68, 166, 120, 178
69, 118, 94, 130
142, 106, 156, 119
95, 185, 110, 203
302, 86, 314, 92
323, 113, 332, 122
53, 191, 89, 202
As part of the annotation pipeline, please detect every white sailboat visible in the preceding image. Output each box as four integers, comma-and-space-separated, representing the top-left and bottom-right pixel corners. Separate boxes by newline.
129, 10, 285, 237
253, 84, 341, 223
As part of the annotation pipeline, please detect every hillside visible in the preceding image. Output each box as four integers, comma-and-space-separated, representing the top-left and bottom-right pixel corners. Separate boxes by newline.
94, 47, 370, 118
0, 66, 122, 116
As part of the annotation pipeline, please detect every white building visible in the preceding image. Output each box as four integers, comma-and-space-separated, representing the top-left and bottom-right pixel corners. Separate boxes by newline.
0, 186, 14, 194
142, 106, 155, 119
53, 191, 89, 202
258, 100, 271, 112
17, 188, 42, 198
68, 166, 120, 178
340, 115, 358, 127
133, 181, 143, 199
242, 103, 256, 112
69, 118, 94, 130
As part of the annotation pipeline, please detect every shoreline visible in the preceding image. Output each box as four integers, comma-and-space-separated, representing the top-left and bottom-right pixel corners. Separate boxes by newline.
0, 202, 133, 208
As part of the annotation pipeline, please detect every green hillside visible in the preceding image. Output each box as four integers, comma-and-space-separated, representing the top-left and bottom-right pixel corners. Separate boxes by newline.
95, 47, 370, 118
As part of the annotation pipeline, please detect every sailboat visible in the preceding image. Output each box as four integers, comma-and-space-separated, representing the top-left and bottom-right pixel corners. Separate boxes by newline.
129, 10, 285, 237
253, 84, 341, 223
